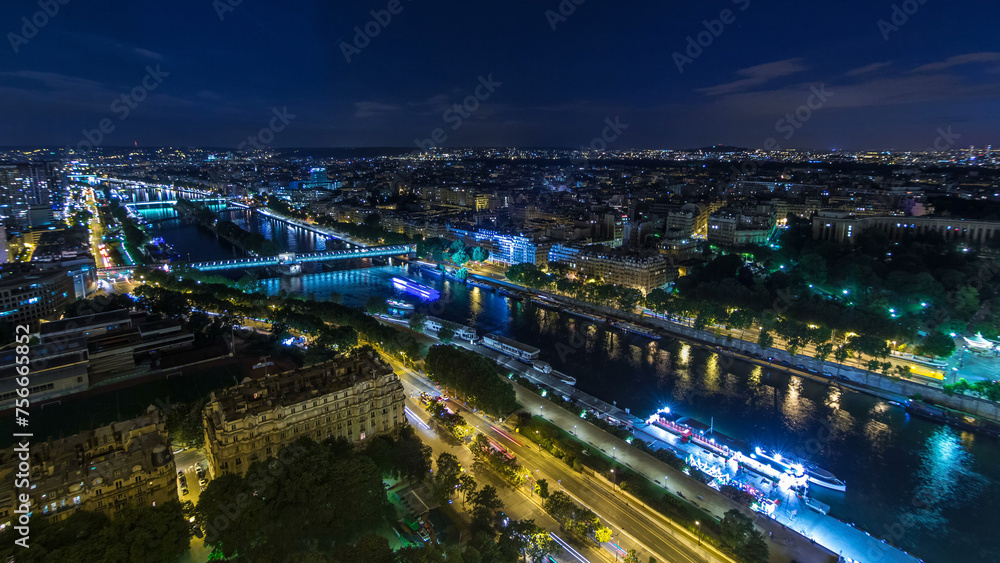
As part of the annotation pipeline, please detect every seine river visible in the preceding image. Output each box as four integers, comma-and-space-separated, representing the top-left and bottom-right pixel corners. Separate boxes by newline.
122, 193, 1000, 562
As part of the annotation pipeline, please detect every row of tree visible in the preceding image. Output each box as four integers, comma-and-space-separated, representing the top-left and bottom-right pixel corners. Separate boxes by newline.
423, 345, 518, 417
438, 451, 560, 563
505, 263, 645, 311
470, 434, 527, 485
106, 200, 150, 264
417, 237, 489, 266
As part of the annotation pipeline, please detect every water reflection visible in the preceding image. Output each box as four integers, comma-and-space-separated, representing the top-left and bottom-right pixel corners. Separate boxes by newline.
902, 427, 986, 532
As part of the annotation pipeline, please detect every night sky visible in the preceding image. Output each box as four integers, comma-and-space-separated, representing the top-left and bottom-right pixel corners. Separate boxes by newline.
2, 0, 998, 150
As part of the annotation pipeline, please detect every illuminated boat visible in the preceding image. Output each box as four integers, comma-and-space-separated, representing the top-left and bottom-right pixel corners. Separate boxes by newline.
386, 299, 414, 311
391, 277, 441, 301
481, 333, 540, 361
752, 447, 846, 492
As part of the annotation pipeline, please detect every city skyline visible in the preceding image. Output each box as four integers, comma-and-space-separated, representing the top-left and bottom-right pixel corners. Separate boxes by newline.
3, 3, 1000, 563
1, 1, 998, 150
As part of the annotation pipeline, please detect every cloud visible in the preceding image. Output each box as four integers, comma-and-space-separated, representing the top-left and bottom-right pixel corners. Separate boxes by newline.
845, 62, 891, 76
133, 48, 166, 61
911, 52, 1000, 73
354, 101, 401, 118
696, 58, 809, 96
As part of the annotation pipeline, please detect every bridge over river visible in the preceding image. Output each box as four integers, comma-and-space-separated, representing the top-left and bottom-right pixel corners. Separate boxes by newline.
96, 244, 416, 277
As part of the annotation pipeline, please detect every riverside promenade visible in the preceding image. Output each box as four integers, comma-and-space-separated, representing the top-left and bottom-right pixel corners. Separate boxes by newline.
436, 328, 922, 563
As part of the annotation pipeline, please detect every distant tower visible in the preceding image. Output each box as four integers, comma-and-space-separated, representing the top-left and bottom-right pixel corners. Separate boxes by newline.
0, 223, 7, 264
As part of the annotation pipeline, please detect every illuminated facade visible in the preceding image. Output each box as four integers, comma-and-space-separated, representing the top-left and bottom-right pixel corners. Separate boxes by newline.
0, 264, 75, 327
203, 347, 405, 477
548, 243, 674, 294
447, 226, 551, 265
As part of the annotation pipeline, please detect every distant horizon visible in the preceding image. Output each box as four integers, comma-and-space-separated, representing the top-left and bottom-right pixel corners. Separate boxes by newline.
0, 143, 994, 154
2, 2, 999, 150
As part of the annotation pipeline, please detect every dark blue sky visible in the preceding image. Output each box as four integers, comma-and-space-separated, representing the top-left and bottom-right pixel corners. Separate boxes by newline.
2, 0, 998, 150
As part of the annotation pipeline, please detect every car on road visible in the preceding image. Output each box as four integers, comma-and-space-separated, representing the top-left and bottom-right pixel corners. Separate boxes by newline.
199, 478, 208, 487
177, 470, 184, 477
794, 364, 807, 371
181, 487, 189, 496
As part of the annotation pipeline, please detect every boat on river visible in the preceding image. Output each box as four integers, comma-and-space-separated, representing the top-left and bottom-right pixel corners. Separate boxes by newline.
561, 307, 606, 324
481, 333, 541, 361
649, 409, 842, 491
612, 321, 661, 340
391, 277, 441, 301
751, 447, 846, 492
551, 370, 576, 386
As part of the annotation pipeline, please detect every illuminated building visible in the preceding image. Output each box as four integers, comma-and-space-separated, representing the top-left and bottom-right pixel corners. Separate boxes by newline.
548, 243, 674, 294
203, 347, 405, 477
0, 263, 75, 326
447, 226, 551, 266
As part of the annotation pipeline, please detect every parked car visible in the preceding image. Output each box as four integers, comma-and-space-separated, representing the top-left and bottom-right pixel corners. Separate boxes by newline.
199, 478, 208, 488
181, 487, 189, 496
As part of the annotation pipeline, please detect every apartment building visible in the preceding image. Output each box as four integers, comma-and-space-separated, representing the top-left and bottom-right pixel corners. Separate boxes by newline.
203, 347, 405, 478
447, 226, 552, 266
0, 410, 176, 530
707, 205, 777, 248
548, 243, 675, 294
0, 264, 75, 327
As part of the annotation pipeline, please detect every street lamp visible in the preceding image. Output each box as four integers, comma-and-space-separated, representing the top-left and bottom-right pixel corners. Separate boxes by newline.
613, 446, 616, 460
696, 521, 702, 545
610, 469, 616, 491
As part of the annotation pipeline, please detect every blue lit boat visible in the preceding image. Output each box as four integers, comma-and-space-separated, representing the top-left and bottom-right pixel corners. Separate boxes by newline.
391, 277, 441, 301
